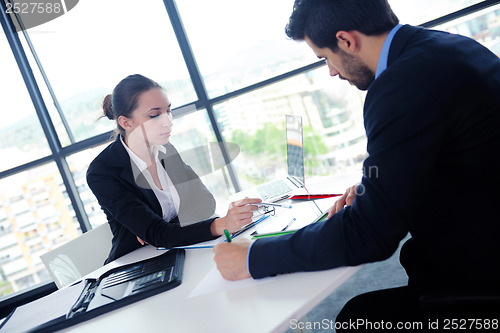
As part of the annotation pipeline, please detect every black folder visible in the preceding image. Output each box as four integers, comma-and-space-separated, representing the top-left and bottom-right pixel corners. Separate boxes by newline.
0, 249, 185, 333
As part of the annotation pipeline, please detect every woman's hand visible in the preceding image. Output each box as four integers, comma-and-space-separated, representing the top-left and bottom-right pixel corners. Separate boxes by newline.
328, 184, 360, 218
211, 197, 262, 236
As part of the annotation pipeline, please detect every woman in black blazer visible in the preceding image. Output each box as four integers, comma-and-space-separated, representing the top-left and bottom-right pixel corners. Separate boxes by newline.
87, 74, 260, 263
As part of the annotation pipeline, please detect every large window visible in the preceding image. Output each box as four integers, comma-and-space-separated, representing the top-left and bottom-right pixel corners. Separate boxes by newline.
0, 163, 79, 295
1, 0, 499, 306
169, 109, 236, 212
66, 144, 108, 229
0, 33, 51, 172
215, 67, 366, 191
390, 0, 484, 24
175, 0, 319, 97
434, 2, 500, 56
23, 0, 197, 144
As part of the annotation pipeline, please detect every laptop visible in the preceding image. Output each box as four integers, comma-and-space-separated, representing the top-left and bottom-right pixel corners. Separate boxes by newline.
234, 114, 305, 202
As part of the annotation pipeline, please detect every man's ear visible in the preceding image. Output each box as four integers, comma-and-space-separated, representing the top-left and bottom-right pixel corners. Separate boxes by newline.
336, 30, 358, 54
118, 115, 133, 131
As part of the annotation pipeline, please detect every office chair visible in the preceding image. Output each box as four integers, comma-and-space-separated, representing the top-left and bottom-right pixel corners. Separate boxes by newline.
40, 223, 113, 289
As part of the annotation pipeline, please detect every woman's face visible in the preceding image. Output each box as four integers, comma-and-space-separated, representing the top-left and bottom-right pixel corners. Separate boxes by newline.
126, 88, 173, 146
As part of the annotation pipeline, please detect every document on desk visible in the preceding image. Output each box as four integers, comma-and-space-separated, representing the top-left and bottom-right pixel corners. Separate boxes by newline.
0, 280, 86, 332
188, 200, 340, 298
189, 266, 275, 298
253, 200, 323, 235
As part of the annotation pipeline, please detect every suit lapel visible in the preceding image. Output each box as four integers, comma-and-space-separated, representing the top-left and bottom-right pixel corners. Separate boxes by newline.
107, 136, 163, 216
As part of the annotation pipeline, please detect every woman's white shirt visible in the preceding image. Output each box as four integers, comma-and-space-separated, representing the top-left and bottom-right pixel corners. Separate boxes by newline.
120, 136, 180, 222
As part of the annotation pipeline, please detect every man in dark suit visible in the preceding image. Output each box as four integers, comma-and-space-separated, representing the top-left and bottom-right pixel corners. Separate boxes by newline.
214, 0, 500, 328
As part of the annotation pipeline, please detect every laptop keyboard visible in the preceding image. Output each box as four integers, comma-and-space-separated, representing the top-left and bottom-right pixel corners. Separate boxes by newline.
257, 179, 294, 201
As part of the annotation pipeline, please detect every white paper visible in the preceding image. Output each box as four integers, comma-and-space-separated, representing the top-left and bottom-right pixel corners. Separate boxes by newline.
253, 200, 323, 235
189, 266, 275, 298
0, 280, 87, 332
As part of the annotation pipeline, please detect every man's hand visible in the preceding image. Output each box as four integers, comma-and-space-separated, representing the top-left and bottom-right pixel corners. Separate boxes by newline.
328, 184, 360, 217
213, 239, 252, 281
136, 236, 148, 245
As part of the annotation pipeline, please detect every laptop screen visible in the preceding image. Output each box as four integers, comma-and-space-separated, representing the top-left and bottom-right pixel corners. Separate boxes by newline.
286, 115, 305, 186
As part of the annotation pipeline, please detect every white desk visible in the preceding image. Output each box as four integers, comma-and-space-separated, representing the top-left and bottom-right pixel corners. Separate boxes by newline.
56, 173, 363, 333
58, 247, 359, 333
2, 174, 363, 332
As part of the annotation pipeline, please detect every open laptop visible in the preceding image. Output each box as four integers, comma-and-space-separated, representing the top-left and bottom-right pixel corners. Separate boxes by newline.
234, 114, 305, 202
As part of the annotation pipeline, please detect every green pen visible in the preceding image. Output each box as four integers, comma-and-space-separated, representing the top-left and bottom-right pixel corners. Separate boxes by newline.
224, 229, 232, 243
251, 230, 296, 239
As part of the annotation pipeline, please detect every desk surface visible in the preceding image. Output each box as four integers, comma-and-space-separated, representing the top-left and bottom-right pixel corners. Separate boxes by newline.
60, 173, 362, 333
59, 248, 359, 333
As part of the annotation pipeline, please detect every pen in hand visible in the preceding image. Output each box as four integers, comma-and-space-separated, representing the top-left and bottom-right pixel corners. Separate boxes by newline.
224, 229, 232, 243
259, 202, 292, 209
281, 218, 296, 232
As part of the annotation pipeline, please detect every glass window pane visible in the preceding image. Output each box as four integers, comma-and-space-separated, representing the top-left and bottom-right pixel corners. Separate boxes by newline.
67, 144, 109, 229
389, 0, 483, 25
169, 109, 235, 209
433, 3, 500, 57
215, 67, 367, 191
0, 34, 51, 172
23, 0, 197, 144
176, 0, 319, 98
0, 163, 81, 299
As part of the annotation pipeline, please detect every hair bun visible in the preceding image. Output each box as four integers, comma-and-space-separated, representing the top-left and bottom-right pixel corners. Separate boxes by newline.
102, 94, 114, 120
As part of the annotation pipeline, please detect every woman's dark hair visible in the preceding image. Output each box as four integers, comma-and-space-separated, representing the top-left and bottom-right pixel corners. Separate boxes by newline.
285, 0, 399, 51
102, 74, 162, 137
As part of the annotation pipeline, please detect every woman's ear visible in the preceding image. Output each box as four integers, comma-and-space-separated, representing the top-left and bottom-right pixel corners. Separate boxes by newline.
118, 115, 132, 131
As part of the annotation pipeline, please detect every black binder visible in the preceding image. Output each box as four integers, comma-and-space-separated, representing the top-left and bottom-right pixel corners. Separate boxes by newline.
0, 249, 185, 333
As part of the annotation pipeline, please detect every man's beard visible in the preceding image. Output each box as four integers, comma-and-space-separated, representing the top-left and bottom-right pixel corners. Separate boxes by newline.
338, 50, 375, 91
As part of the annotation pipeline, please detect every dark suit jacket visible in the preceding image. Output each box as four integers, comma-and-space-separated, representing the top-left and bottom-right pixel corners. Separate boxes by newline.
249, 25, 500, 292
87, 136, 217, 264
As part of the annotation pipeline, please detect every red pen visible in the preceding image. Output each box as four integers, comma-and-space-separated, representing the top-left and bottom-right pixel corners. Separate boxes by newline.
289, 194, 342, 200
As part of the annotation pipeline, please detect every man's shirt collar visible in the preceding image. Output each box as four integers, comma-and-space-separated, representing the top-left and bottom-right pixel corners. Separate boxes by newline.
375, 24, 403, 79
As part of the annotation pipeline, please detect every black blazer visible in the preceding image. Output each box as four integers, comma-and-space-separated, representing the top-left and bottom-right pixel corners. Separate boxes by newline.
249, 25, 500, 292
87, 136, 217, 263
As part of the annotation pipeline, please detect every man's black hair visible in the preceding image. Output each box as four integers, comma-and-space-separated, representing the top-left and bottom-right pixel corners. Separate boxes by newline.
286, 0, 399, 51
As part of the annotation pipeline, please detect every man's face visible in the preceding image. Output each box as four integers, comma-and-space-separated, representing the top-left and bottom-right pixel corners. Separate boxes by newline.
305, 36, 374, 91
